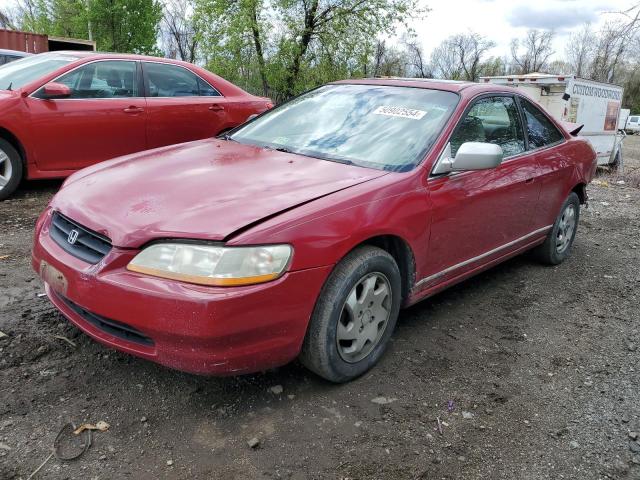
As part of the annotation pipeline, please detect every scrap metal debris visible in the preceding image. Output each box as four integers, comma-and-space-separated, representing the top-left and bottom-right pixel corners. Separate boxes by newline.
53, 335, 77, 348
27, 421, 110, 479
73, 421, 110, 435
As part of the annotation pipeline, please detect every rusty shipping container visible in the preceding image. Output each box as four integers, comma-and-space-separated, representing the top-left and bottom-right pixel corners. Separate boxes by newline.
0, 29, 95, 53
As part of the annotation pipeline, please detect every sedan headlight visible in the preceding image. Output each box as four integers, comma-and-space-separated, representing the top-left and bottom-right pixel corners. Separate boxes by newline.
127, 243, 292, 286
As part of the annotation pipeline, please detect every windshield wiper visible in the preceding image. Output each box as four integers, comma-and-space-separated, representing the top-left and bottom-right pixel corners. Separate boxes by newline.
219, 132, 237, 142
6, 82, 12, 91
274, 146, 295, 154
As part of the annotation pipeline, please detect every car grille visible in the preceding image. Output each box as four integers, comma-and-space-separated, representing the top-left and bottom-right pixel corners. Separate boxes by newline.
59, 294, 154, 347
49, 212, 112, 264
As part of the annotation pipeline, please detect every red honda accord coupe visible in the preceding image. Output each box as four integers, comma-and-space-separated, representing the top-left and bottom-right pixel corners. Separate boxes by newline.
32, 79, 596, 382
0, 51, 272, 199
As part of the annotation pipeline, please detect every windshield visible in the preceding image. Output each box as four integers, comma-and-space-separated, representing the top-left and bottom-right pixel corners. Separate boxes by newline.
230, 84, 459, 172
0, 53, 80, 90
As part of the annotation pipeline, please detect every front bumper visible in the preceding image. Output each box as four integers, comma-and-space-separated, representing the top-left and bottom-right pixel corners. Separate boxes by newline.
32, 210, 332, 375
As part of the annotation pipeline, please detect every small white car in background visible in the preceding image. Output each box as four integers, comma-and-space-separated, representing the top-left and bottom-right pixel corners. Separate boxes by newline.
625, 115, 640, 134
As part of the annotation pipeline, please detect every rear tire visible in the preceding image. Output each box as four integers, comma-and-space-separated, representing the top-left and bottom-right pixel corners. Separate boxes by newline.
299, 246, 402, 383
533, 192, 580, 265
0, 139, 23, 201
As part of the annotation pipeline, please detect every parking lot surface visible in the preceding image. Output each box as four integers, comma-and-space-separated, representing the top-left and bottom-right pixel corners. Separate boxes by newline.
1, 137, 639, 479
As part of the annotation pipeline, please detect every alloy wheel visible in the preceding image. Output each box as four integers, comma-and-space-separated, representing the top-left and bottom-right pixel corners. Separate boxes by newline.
336, 272, 392, 363
556, 204, 576, 253
0, 148, 12, 190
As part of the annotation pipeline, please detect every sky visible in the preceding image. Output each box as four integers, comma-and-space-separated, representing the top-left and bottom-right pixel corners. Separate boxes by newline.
409, 0, 636, 60
1, 0, 636, 62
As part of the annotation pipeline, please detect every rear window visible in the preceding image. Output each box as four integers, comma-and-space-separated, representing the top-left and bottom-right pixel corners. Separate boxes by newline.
520, 98, 564, 149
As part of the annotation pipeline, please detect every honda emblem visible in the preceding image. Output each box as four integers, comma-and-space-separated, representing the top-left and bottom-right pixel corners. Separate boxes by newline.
67, 229, 79, 245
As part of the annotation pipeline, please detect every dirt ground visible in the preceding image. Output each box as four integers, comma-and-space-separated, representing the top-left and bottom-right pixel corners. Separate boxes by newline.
1, 137, 640, 480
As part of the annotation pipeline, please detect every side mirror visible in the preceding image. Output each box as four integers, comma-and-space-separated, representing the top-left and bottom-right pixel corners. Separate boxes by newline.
433, 142, 503, 175
41, 82, 72, 99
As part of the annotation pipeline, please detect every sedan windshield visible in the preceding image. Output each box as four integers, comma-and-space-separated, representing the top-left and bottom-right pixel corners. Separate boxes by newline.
230, 84, 459, 171
0, 53, 80, 91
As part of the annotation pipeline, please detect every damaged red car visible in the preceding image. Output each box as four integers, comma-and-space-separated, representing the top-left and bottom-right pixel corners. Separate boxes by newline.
32, 79, 596, 382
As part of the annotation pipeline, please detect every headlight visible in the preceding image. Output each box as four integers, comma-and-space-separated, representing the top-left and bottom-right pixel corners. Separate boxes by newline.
127, 243, 292, 286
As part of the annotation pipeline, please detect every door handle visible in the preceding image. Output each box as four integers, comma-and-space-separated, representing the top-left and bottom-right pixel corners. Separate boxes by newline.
208, 104, 225, 111
123, 106, 144, 114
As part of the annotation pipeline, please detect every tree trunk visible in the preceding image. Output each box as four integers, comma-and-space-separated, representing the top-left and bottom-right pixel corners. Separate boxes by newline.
283, 0, 319, 99
249, 5, 269, 97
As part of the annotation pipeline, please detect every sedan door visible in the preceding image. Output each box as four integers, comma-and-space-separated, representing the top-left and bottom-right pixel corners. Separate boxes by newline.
27, 60, 147, 172
421, 95, 542, 289
141, 62, 230, 149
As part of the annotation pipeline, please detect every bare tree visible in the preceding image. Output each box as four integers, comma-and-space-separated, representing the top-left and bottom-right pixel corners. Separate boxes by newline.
0, 8, 16, 29
162, 0, 199, 63
430, 32, 494, 81
431, 40, 462, 79
510, 29, 555, 74
402, 35, 431, 78
589, 6, 640, 83
449, 32, 495, 81
565, 24, 594, 77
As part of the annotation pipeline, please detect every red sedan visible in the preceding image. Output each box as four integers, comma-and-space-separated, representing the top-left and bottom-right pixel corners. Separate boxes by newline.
32, 79, 596, 382
0, 52, 272, 199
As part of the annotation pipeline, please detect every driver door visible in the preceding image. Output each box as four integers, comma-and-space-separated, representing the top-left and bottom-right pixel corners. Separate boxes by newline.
422, 95, 541, 288
26, 60, 147, 172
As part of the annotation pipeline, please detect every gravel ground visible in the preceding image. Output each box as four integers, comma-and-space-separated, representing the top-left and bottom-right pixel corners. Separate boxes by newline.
1, 138, 639, 479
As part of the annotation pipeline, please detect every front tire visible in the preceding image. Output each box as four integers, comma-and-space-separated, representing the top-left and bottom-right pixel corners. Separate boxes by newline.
300, 246, 402, 383
534, 192, 580, 265
0, 139, 23, 201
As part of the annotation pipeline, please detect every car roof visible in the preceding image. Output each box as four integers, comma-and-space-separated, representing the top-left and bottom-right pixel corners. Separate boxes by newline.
39, 50, 195, 66
0, 48, 32, 56
331, 77, 516, 96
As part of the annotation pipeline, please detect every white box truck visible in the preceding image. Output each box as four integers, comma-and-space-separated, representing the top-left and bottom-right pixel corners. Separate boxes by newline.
480, 73, 625, 168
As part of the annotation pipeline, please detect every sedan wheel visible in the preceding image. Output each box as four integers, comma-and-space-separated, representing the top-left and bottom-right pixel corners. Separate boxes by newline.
555, 204, 576, 254
337, 272, 392, 363
300, 246, 402, 383
0, 139, 22, 201
534, 192, 580, 265
0, 149, 13, 189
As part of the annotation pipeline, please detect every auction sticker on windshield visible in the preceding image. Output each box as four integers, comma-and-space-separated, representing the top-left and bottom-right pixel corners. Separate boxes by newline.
373, 106, 427, 120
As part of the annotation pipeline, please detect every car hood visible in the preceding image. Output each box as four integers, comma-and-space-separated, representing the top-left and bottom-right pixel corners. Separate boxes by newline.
51, 139, 387, 248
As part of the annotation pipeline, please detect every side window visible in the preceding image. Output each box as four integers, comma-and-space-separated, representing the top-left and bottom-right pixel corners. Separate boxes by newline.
0, 56, 6, 66
197, 76, 221, 96
449, 96, 525, 158
144, 62, 205, 97
51, 61, 138, 99
520, 98, 564, 149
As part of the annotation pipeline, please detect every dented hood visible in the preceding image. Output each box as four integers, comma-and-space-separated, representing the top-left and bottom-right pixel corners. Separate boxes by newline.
51, 139, 386, 247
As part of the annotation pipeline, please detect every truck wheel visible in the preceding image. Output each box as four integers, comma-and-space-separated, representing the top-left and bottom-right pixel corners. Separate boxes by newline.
611, 149, 622, 173
533, 192, 580, 265
0, 139, 23, 201
299, 246, 402, 383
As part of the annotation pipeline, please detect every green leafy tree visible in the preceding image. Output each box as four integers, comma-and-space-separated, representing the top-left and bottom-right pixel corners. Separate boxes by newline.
195, 0, 424, 101
89, 0, 162, 54
14, 0, 162, 54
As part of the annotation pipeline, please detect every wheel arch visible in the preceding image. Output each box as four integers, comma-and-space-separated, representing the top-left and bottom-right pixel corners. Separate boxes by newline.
571, 182, 587, 205
0, 127, 27, 171
351, 234, 416, 305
